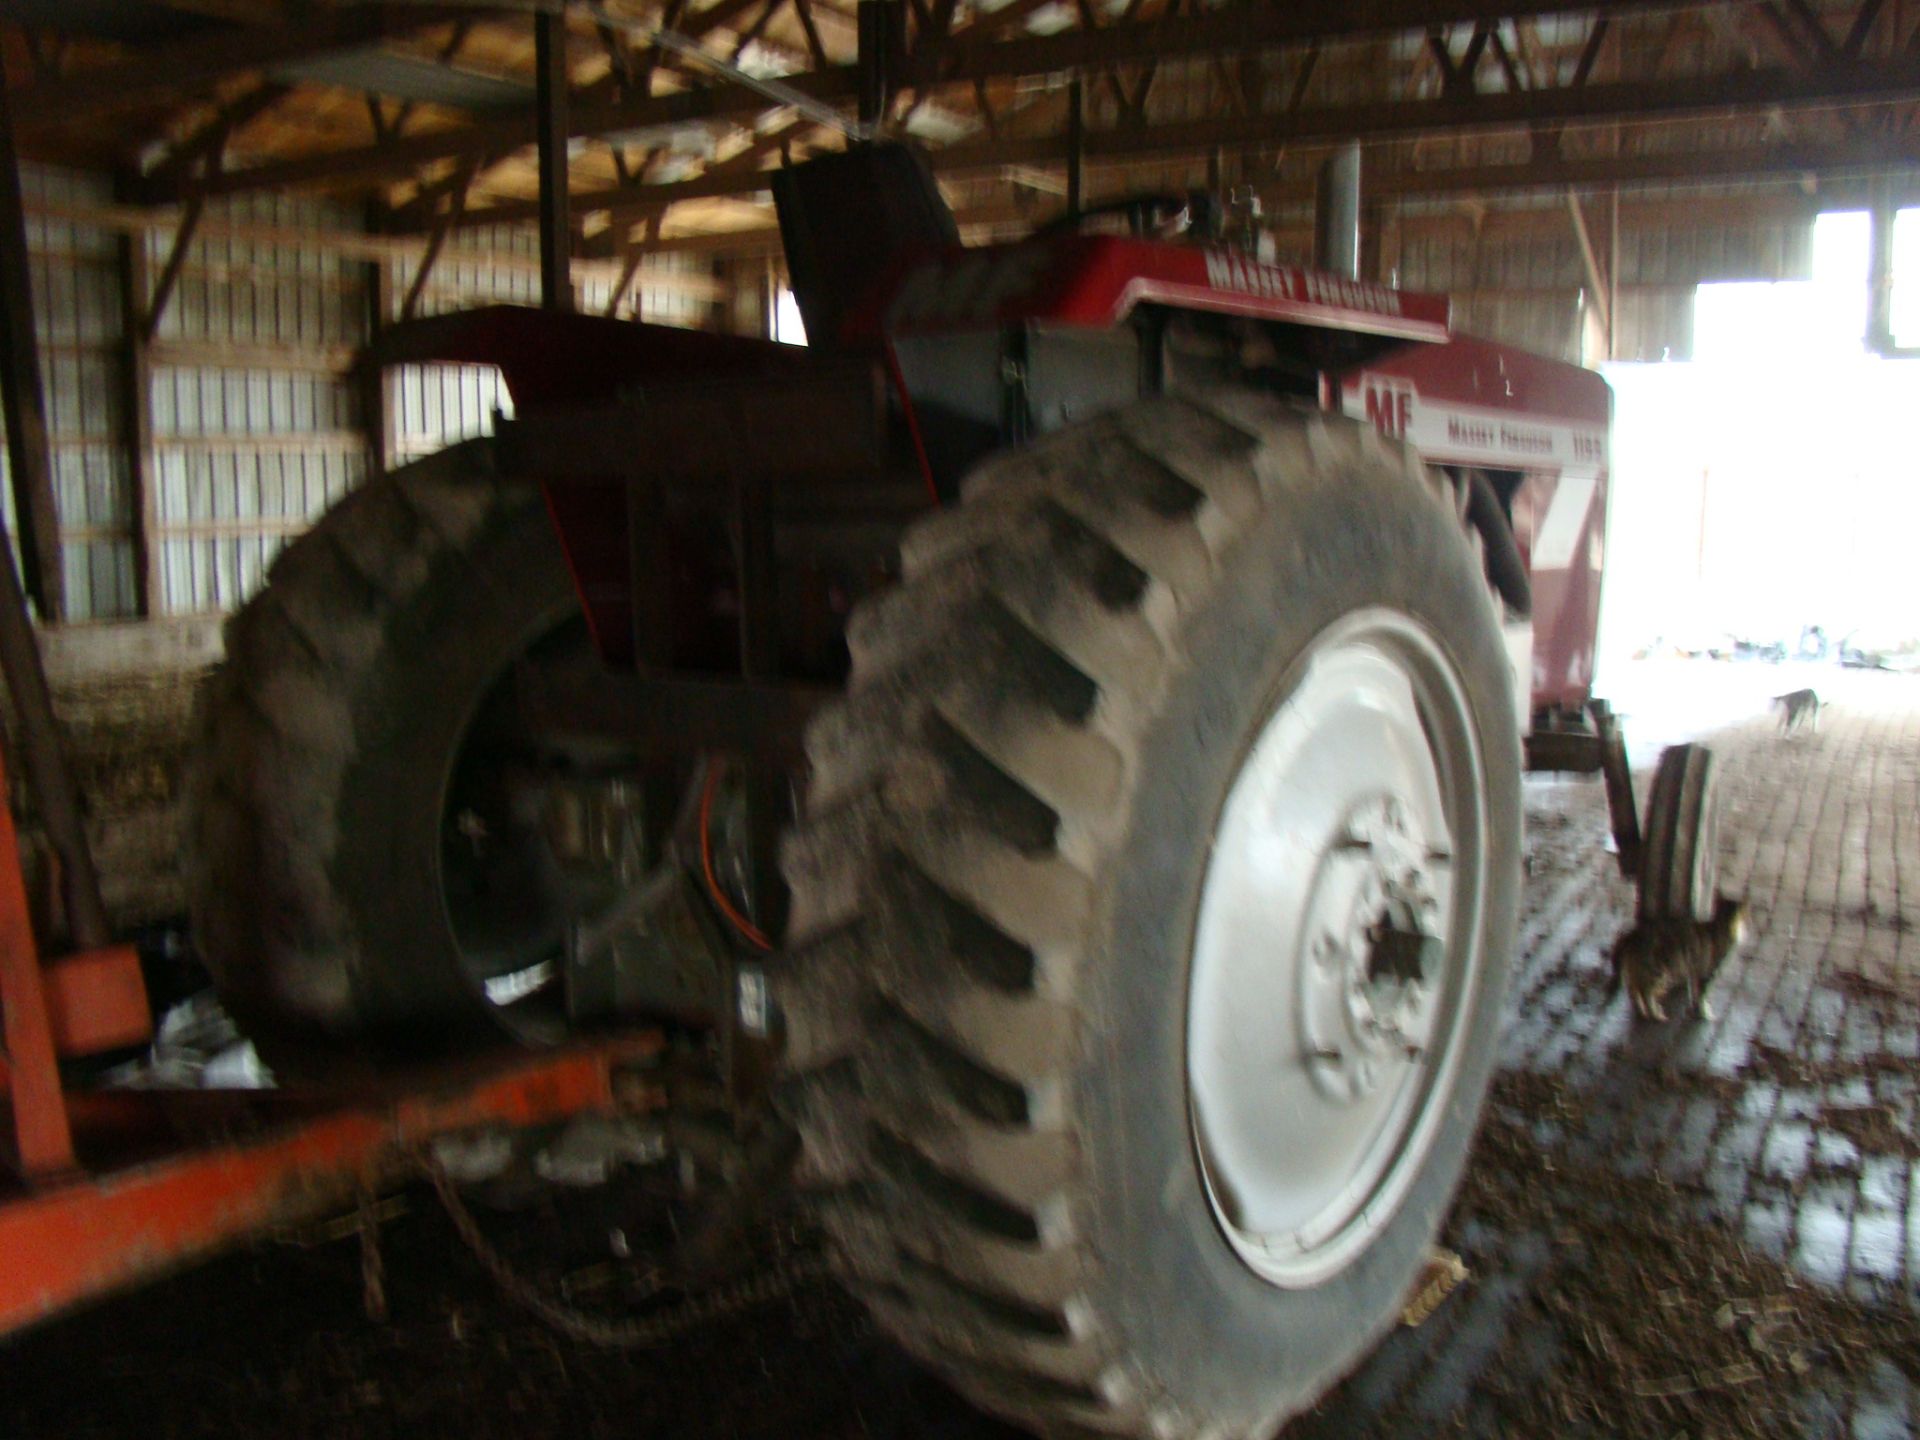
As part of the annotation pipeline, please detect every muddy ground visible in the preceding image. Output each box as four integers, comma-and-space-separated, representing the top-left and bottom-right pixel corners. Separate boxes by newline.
4, 673, 1918, 1439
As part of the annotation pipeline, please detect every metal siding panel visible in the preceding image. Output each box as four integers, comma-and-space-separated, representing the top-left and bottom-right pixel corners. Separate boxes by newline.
143, 187, 367, 614
390, 358, 514, 460
1613, 288, 1697, 363
0, 165, 139, 617
5, 169, 704, 618
1458, 290, 1582, 363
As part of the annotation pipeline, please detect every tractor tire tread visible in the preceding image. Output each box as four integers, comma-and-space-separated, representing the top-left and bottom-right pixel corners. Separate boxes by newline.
185, 438, 559, 1057
778, 394, 1448, 1436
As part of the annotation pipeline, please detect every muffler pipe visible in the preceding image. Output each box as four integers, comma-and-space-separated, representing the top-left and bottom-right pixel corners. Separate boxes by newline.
1313, 141, 1362, 280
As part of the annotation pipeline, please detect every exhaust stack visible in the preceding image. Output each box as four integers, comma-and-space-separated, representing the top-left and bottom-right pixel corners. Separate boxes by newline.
1313, 142, 1362, 280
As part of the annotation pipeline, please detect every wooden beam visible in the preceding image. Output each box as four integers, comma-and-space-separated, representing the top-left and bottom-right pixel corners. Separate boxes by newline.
1489, 26, 1526, 91
1607, 184, 1621, 352
1566, 189, 1610, 353
554, 67, 1920, 221
20, 29, 70, 86
910, 0, 1706, 87
0, 68, 64, 622
603, 229, 650, 318
1427, 28, 1463, 93
13, 4, 467, 126
609, 186, 1863, 262
366, 94, 396, 143
1363, 135, 1920, 195
464, 65, 1920, 234
535, 11, 575, 312
1571, 17, 1610, 86
141, 198, 205, 345
437, 115, 816, 232
1456, 23, 1494, 94
793, 0, 832, 68
139, 0, 1728, 205
21, 197, 725, 300
115, 232, 160, 618
730, 0, 788, 61
139, 82, 295, 197
1778, 0, 1845, 61
360, 221, 395, 485
1288, 43, 1322, 110
923, 57, 1920, 172
1067, 76, 1085, 215
1843, 0, 1888, 58
401, 166, 478, 321
598, 198, 1045, 259
151, 65, 853, 204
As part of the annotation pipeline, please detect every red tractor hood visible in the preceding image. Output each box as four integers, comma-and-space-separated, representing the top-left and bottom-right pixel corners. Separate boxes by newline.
858, 235, 1452, 344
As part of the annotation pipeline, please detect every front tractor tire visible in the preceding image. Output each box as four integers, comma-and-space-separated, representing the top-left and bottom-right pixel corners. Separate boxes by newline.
778, 394, 1523, 1439
1637, 741, 1722, 923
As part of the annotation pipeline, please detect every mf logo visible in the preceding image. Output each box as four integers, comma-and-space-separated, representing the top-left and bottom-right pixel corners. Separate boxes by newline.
1359, 380, 1415, 438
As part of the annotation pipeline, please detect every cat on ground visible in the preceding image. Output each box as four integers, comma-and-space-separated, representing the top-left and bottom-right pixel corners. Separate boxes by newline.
1609, 894, 1749, 1022
1772, 688, 1821, 734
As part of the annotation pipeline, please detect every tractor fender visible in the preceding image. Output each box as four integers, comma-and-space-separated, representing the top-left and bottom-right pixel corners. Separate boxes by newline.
358, 304, 816, 413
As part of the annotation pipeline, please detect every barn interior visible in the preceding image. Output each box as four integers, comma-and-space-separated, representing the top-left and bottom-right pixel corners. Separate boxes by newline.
0, 2, 1918, 1436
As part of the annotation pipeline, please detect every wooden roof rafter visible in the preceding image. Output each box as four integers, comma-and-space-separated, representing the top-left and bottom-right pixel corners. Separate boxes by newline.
5, 0, 1919, 259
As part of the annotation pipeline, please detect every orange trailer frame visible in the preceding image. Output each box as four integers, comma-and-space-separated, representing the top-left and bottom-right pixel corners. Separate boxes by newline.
0, 740, 659, 1336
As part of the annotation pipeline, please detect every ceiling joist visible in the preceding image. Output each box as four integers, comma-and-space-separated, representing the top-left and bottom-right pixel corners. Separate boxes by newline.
15, 4, 472, 125
471, 49, 1920, 230
9, 0, 1920, 262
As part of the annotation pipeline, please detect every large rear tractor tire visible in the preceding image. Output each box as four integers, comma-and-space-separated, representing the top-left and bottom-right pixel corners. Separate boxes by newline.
186, 440, 585, 1064
777, 393, 1523, 1438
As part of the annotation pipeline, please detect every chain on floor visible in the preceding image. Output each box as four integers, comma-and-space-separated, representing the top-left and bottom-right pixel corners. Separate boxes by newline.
411, 1148, 834, 1349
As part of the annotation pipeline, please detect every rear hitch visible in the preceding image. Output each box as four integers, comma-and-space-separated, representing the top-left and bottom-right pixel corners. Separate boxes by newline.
1523, 698, 1642, 880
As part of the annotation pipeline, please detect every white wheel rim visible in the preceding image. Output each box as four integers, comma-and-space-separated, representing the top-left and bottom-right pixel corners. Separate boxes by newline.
1187, 608, 1489, 1288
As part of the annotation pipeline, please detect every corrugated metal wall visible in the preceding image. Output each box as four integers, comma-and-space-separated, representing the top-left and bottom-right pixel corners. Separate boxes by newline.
1394, 201, 1815, 365
1, 165, 137, 620
389, 223, 710, 463
0, 162, 716, 621
150, 189, 368, 616
0, 157, 1827, 625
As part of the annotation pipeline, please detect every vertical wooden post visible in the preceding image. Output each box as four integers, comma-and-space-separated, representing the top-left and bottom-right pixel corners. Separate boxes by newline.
361, 245, 393, 483
1381, 205, 1403, 286
0, 740, 74, 1179
534, 10, 574, 313
1606, 186, 1621, 361
731, 403, 786, 943
141, 199, 203, 346
1567, 190, 1611, 362
1361, 198, 1387, 282
1867, 176, 1895, 353
1313, 141, 1362, 279
0, 65, 64, 622
856, 0, 892, 130
0, 503, 106, 951
624, 464, 680, 875
115, 228, 160, 617
0, 73, 105, 957
1066, 77, 1084, 217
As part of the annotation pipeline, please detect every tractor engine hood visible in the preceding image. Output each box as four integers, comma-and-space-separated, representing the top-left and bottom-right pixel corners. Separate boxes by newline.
856, 235, 1453, 345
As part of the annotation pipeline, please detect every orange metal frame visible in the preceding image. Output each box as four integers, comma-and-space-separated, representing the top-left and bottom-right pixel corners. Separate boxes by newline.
0, 742, 660, 1336
0, 743, 90, 1180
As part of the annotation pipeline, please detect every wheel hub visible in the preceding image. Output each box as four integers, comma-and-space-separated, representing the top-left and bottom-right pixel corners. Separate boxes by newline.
1301, 796, 1447, 1106
1187, 610, 1488, 1289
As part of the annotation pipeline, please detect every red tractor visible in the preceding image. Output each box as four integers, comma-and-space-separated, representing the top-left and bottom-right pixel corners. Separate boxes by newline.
181, 145, 1714, 1437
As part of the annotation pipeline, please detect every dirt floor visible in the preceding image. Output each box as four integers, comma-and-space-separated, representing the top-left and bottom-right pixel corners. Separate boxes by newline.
5, 665, 1919, 1439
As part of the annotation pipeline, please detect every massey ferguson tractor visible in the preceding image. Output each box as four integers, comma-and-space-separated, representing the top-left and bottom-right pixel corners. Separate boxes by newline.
173, 145, 1718, 1437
